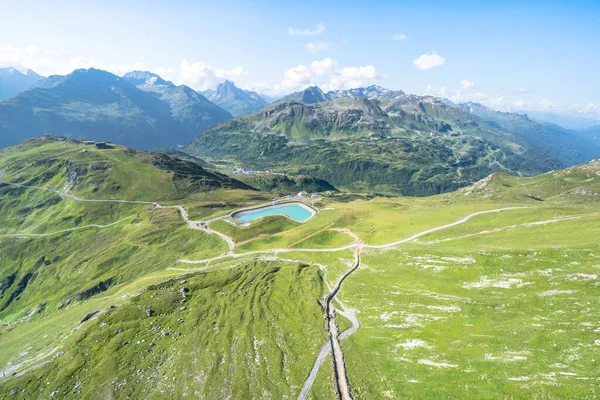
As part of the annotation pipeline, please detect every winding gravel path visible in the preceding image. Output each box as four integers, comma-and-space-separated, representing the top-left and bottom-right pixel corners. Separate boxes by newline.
157, 205, 236, 253
0, 172, 236, 250
0, 217, 132, 237
337, 305, 360, 341
293, 208, 536, 399
0, 171, 154, 205
297, 282, 362, 400
298, 248, 362, 400
366, 206, 533, 249
1, 170, 541, 396
1, 171, 533, 259
324, 248, 361, 400
178, 207, 534, 268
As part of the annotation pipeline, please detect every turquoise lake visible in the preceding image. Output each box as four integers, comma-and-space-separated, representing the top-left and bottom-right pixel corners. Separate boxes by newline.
234, 203, 315, 223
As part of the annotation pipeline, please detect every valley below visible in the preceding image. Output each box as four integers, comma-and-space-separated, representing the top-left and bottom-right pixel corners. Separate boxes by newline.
0, 137, 599, 398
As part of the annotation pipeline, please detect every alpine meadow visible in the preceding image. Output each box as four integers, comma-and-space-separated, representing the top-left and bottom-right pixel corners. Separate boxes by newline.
1, 1, 599, 399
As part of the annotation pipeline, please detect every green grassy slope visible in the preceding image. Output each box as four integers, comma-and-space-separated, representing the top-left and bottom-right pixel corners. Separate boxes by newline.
0, 137, 250, 201
333, 162, 600, 398
0, 184, 139, 234
208, 159, 600, 399
0, 205, 227, 322
1, 260, 327, 399
342, 245, 600, 399
460, 159, 600, 206
0, 138, 256, 322
1, 140, 600, 399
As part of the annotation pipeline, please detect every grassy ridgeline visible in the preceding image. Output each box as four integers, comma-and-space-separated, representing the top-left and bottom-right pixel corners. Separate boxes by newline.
0, 137, 249, 202
0, 138, 254, 322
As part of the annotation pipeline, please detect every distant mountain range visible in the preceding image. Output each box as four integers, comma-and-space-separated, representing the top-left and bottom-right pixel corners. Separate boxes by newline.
573, 125, 600, 146
327, 85, 398, 101
278, 84, 403, 105
458, 102, 599, 168
122, 71, 232, 136
0, 67, 44, 100
278, 86, 330, 104
186, 85, 600, 195
527, 110, 600, 130
0, 68, 232, 149
202, 80, 267, 117
1, 66, 599, 195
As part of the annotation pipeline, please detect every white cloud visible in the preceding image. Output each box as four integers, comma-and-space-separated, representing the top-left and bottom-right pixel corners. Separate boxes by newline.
450, 89, 488, 104
539, 98, 553, 110
569, 103, 598, 116
272, 58, 381, 94
413, 52, 445, 70
0, 44, 134, 76
279, 64, 313, 91
427, 80, 598, 120
492, 97, 505, 107
306, 42, 330, 55
310, 58, 337, 75
176, 59, 247, 90
0, 44, 250, 91
288, 23, 325, 37
510, 100, 600, 118
330, 65, 378, 90
460, 80, 474, 88
425, 85, 449, 98
479, 97, 598, 119
426, 84, 489, 104
391, 33, 408, 41
465, 92, 488, 103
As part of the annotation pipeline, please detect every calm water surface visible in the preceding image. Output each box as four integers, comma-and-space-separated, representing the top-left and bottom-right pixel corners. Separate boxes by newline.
235, 203, 314, 222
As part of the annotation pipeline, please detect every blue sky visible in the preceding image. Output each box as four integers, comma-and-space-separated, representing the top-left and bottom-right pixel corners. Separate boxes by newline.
1, 0, 599, 118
